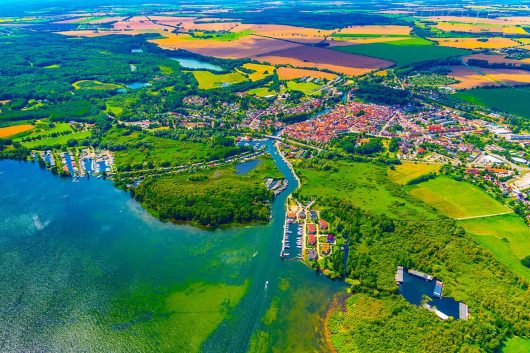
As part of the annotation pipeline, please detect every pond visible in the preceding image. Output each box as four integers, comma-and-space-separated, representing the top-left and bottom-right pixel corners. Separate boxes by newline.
170, 57, 223, 71
127, 82, 150, 90
235, 159, 261, 175
398, 270, 464, 319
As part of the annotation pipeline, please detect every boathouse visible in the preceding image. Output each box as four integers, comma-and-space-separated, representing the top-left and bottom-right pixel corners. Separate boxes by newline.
433, 281, 443, 299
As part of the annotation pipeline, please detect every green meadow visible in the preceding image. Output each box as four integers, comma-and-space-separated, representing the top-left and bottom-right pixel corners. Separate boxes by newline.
335, 38, 471, 66
295, 161, 433, 219
409, 176, 511, 219
459, 214, 530, 281
456, 87, 530, 119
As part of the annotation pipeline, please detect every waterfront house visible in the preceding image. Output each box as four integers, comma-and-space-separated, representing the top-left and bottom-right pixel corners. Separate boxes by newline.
308, 234, 317, 246
308, 249, 317, 261
307, 224, 317, 235
299, 211, 306, 219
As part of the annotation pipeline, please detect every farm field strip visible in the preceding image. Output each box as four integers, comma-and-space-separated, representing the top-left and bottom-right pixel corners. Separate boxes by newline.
448, 65, 530, 89
455, 87, 530, 119
335, 38, 472, 67
277, 67, 337, 80
433, 37, 521, 49
255, 45, 392, 76
0, 124, 34, 138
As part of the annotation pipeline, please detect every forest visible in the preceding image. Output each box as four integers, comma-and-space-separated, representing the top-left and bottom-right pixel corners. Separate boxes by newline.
293, 155, 529, 352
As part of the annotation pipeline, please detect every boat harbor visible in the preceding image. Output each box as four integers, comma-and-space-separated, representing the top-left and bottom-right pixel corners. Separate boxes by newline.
34, 148, 114, 178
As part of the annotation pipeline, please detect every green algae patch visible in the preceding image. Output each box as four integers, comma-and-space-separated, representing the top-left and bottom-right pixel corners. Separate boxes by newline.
163, 281, 250, 352
262, 297, 279, 326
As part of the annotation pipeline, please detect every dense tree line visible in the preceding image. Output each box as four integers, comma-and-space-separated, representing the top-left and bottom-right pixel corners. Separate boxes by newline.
132, 164, 276, 227
355, 82, 412, 106
0, 139, 30, 160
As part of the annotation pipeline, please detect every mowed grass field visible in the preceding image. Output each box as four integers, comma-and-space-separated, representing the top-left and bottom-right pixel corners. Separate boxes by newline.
459, 214, 530, 281
388, 162, 442, 185
191, 70, 247, 89
456, 87, 530, 119
296, 161, 433, 219
0, 124, 34, 138
335, 38, 471, 66
409, 176, 511, 219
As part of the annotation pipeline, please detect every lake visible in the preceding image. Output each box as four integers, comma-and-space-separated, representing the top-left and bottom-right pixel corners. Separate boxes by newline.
170, 57, 223, 71
0, 140, 345, 352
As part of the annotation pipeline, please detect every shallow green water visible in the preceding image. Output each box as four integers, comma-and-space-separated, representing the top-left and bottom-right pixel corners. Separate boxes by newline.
0, 141, 345, 352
